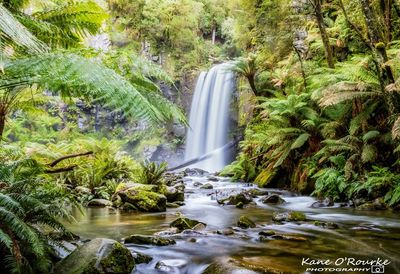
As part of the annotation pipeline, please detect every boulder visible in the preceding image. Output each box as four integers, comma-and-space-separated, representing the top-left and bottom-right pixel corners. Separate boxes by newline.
260, 194, 286, 205
192, 223, 207, 231
184, 168, 209, 176
118, 189, 166, 212
272, 211, 306, 222
165, 186, 184, 202
223, 192, 253, 206
87, 199, 112, 207
237, 216, 256, 229
200, 183, 213, 189
357, 198, 387, 210
170, 217, 206, 232
54, 238, 134, 274
311, 198, 334, 208
207, 176, 219, 182
124, 235, 175, 246
246, 189, 269, 197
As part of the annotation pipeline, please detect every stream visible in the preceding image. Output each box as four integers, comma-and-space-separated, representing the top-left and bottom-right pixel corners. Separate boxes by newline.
67, 175, 400, 274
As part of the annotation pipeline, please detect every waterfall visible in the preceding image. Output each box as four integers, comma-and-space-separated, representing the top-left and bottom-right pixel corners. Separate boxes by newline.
184, 63, 235, 172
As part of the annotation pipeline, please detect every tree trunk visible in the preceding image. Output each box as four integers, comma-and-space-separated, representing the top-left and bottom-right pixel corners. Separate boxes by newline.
383, 0, 392, 42
247, 74, 258, 96
359, 0, 395, 83
0, 113, 5, 141
212, 26, 216, 45
293, 46, 307, 89
313, 0, 335, 68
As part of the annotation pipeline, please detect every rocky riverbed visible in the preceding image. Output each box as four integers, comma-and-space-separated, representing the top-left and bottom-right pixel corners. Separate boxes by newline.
63, 171, 400, 273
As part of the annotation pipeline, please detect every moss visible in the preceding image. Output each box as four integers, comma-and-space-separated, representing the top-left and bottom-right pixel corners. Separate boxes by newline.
272, 211, 306, 222
119, 189, 166, 212
375, 42, 386, 50
237, 216, 256, 229
99, 242, 135, 274
287, 211, 306, 221
54, 238, 134, 274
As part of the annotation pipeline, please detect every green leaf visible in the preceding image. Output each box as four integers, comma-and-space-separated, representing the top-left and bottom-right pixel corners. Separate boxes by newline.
290, 133, 310, 150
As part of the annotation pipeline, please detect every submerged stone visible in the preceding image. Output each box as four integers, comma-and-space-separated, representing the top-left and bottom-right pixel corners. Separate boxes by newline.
314, 221, 339, 229
258, 230, 276, 236
124, 234, 176, 246
54, 238, 134, 274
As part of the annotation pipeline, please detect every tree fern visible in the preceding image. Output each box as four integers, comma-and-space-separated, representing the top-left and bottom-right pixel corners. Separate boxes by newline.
0, 4, 47, 53
1, 52, 185, 124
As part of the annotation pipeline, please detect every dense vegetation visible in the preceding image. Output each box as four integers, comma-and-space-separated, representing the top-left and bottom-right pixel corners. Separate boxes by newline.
1, 0, 400, 272
223, 0, 400, 208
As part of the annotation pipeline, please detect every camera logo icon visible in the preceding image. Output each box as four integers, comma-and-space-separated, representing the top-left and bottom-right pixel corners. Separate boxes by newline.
371, 264, 385, 273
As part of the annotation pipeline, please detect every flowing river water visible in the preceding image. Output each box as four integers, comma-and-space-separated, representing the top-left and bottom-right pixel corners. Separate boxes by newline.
66, 175, 400, 274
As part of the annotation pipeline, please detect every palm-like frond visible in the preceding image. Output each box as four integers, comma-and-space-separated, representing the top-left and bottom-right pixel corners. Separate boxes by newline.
0, 4, 47, 53
392, 116, 400, 140
27, 1, 107, 48
1, 53, 184, 124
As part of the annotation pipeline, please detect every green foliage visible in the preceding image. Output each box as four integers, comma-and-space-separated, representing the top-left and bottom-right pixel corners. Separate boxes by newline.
0, 148, 75, 274
138, 161, 167, 191
227, 0, 400, 207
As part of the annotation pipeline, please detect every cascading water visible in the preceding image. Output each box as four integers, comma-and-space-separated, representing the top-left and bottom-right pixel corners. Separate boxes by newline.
184, 63, 235, 172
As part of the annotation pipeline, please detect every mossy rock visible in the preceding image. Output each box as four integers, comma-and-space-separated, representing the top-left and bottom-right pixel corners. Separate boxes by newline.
124, 235, 176, 246
260, 194, 285, 205
237, 216, 256, 229
165, 186, 184, 202
118, 189, 166, 212
54, 238, 134, 274
132, 251, 153, 264
170, 217, 206, 232
223, 192, 253, 205
272, 211, 306, 222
